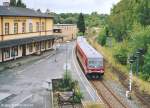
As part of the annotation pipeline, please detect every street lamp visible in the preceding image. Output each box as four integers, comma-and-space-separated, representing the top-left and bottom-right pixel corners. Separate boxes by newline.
65, 41, 70, 73
54, 37, 58, 62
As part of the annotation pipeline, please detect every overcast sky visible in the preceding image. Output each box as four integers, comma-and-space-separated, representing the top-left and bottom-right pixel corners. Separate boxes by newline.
0, 0, 120, 14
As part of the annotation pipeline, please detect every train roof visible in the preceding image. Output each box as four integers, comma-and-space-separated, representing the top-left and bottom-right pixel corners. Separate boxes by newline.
77, 36, 103, 59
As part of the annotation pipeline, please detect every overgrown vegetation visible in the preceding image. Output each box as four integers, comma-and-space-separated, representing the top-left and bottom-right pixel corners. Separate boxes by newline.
53, 71, 83, 103
97, 0, 150, 82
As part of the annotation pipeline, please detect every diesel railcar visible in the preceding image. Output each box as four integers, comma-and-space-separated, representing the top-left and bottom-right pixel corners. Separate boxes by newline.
76, 36, 104, 79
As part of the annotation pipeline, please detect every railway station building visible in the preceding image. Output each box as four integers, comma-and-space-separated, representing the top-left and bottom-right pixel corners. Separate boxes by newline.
0, 3, 62, 62
53, 24, 77, 41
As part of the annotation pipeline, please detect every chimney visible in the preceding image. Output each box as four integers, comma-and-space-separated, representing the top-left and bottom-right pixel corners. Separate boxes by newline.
3, 0, 10, 7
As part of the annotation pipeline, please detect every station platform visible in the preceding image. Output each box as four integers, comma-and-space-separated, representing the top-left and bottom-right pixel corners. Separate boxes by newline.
0, 92, 12, 103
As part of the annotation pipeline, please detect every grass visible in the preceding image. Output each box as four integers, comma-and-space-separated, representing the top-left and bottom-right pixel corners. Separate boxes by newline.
82, 101, 104, 108
88, 38, 150, 95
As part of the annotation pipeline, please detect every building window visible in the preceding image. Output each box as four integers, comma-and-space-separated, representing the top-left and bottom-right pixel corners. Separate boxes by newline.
4, 48, 10, 59
29, 23, 33, 32
42, 22, 45, 31
48, 41, 51, 48
14, 23, 18, 34
22, 22, 26, 33
41, 42, 45, 49
36, 22, 40, 32
35, 43, 40, 51
29, 44, 33, 52
5, 23, 9, 35
11, 46, 18, 57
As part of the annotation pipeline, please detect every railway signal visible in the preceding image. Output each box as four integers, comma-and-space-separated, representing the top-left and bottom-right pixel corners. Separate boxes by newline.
135, 48, 144, 76
126, 58, 134, 99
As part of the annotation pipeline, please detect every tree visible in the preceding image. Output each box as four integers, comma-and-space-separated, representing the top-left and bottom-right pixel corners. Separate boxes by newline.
16, 0, 26, 8
77, 13, 86, 34
10, 0, 16, 7
138, 0, 150, 26
37, 9, 41, 13
142, 45, 150, 81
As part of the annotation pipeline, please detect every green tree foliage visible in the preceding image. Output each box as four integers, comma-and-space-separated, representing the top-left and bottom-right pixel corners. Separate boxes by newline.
77, 13, 86, 34
16, 0, 26, 8
51, 12, 107, 28
97, 28, 107, 46
114, 47, 128, 65
10, 0, 26, 8
10, 0, 16, 7
108, 0, 150, 42
142, 46, 150, 81
137, 0, 150, 26
105, 0, 150, 81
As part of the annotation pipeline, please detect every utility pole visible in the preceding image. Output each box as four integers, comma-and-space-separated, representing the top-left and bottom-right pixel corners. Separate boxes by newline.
129, 62, 133, 92
65, 41, 70, 73
66, 42, 68, 73
126, 58, 134, 99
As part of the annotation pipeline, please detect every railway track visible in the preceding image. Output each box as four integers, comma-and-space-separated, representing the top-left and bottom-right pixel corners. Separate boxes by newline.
91, 80, 128, 108
112, 66, 150, 108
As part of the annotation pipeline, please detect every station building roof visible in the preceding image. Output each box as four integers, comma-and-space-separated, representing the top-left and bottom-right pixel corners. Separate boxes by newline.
0, 5, 53, 18
0, 35, 63, 49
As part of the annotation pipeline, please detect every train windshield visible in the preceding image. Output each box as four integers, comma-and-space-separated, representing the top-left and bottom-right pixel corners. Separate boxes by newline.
88, 59, 103, 68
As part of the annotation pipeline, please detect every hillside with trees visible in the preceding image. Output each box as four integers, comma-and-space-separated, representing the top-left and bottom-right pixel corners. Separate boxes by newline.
51, 12, 108, 28
98, 0, 150, 81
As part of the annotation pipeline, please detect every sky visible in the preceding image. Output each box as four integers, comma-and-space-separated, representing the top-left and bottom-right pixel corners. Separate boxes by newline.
0, 0, 120, 14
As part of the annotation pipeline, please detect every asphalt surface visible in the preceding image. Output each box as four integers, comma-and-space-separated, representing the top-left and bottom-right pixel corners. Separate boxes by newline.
0, 41, 101, 108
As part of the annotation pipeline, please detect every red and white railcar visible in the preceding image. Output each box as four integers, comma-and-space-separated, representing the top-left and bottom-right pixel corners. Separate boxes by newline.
76, 36, 104, 79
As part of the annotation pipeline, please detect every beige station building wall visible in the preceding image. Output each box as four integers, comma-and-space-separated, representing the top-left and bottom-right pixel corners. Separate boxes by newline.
53, 24, 77, 41
0, 16, 53, 41
0, 15, 54, 62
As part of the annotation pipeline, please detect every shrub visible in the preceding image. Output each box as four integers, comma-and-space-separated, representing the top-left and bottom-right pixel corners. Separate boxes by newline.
77, 32, 84, 36
114, 47, 128, 65
73, 86, 83, 103
97, 29, 106, 46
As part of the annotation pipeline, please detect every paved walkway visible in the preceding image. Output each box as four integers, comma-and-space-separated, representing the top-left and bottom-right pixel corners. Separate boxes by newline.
0, 49, 55, 72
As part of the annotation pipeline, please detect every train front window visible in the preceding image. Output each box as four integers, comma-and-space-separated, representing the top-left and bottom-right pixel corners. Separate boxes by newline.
88, 59, 103, 68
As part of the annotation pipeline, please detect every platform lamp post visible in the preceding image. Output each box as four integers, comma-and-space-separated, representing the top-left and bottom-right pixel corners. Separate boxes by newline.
54, 37, 58, 62
65, 41, 70, 75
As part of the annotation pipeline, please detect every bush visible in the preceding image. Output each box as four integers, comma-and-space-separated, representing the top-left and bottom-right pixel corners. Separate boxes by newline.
73, 84, 83, 103
61, 71, 84, 103
77, 32, 84, 36
114, 47, 128, 65
74, 90, 83, 103
97, 29, 106, 46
